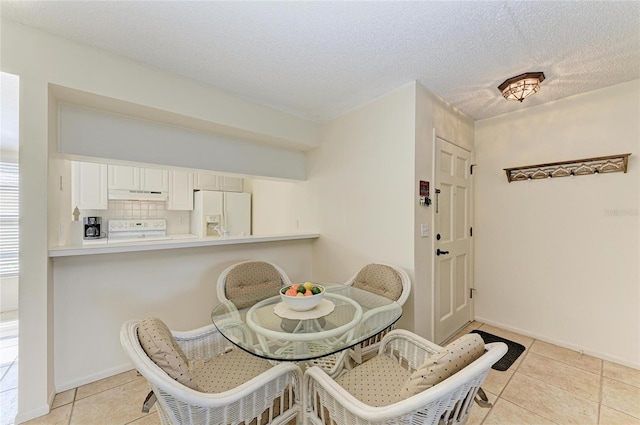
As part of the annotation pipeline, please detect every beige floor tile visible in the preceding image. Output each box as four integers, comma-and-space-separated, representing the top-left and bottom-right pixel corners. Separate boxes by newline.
599, 405, 640, 425
518, 351, 601, 402
466, 389, 498, 425
0, 387, 17, 425
501, 373, 599, 424
602, 377, 640, 419
22, 404, 72, 425
51, 388, 76, 409
530, 340, 602, 374
445, 321, 483, 343
70, 377, 150, 425
603, 361, 640, 389
476, 324, 535, 349
127, 412, 161, 425
483, 399, 557, 425
76, 369, 140, 400
480, 367, 516, 395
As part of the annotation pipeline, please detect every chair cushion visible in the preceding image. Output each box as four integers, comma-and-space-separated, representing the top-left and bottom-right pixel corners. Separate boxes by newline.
399, 333, 484, 399
193, 348, 272, 393
225, 262, 284, 309
352, 264, 403, 301
137, 317, 199, 390
336, 353, 411, 407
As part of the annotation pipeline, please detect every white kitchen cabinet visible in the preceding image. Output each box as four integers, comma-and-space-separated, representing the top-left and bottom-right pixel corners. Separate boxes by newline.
108, 165, 168, 191
108, 165, 139, 190
219, 176, 243, 192
194, 172, 243, 192
167, 171, 194, 210
72, 161, 108, 210
194, 172, 219, 190
140, 168, 169, 192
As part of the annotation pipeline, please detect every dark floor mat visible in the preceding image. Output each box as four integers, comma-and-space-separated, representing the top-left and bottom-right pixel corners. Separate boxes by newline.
471, 329, 526, 371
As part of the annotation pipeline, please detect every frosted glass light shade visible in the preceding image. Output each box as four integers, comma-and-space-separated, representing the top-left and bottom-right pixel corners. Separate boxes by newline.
498, 72, 545, 102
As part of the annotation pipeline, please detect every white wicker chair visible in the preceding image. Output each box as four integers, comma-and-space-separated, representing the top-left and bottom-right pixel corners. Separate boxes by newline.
303, 329, 507, 425
120, 319, 302, 425
217, 260, 292, 309
343, 263, 411, 361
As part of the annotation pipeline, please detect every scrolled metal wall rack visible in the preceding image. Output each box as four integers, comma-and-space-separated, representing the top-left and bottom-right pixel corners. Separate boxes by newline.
504, 153, 631, 183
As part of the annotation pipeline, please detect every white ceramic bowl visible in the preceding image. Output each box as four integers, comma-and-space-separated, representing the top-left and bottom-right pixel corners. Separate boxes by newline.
280, 284, 325, 311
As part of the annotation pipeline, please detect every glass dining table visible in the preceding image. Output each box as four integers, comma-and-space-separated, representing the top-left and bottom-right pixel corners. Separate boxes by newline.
211, 284, 402, 362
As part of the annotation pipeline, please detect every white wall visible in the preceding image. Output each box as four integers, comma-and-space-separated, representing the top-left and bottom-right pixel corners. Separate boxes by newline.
52, 240, 314, 391
1, 18, 321, 422
474, 80, 640, 368
250, 82, 475, 338
58, 104, 306, 180
414, 84, 474, 341
308, 83, 417, 329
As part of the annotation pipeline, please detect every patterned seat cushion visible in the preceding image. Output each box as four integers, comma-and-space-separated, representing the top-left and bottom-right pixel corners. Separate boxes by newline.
399, 333, 484, 399
137, 317, 199, 390
193, 349, 272, 393
225, 262, 284, 309
352, 264, 403, 301
336, 353, 411, 407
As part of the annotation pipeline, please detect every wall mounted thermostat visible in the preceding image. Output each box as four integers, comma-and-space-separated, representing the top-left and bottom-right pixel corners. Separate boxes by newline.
419, 180, 431, 206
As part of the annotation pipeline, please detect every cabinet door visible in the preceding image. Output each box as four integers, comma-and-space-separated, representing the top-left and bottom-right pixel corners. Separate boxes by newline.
167, 171, 194, 210
72, 162, 108, 210
108, 165, 139, 190
194, 172, 220, 190
140, 168, 169, 192
219, 176, 243, 192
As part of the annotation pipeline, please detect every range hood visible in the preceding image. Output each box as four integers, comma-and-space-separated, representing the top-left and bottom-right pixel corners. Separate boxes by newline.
108, 189, 168, 201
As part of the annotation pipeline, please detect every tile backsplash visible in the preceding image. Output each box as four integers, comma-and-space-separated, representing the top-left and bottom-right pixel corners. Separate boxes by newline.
79, 201, 191, 235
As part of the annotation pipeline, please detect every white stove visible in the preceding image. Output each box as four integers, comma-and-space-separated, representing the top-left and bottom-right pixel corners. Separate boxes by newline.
107, 219, 170, 244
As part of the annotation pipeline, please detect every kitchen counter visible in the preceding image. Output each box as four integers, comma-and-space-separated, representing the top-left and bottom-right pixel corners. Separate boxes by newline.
49, 233, 320, 257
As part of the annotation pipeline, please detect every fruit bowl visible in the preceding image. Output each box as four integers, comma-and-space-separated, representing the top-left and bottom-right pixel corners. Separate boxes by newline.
280, 283, 325, 311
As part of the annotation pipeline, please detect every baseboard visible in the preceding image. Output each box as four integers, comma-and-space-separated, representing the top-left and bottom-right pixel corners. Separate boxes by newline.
14, 404, 50, 424
474, 316, 640, 370
55, 362, 134, 393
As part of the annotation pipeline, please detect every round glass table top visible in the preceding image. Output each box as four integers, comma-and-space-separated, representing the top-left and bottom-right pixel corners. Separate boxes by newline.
211, 284, 402, 361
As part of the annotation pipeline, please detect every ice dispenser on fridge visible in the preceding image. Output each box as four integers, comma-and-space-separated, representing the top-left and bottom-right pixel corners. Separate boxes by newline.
191, 191, 251, 238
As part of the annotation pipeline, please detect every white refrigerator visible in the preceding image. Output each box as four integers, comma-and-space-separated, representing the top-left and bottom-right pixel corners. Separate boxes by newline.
191, 191, 251, 237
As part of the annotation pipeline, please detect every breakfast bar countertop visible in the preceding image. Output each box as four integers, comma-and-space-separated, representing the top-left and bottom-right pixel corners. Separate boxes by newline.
48, 233, 320, 257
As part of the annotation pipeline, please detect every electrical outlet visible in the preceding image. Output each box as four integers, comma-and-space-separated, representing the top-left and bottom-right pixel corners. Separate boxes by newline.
420, 224, 429, 237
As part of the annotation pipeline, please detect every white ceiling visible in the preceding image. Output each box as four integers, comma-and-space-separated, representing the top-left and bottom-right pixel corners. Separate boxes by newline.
1, 1, 639, 123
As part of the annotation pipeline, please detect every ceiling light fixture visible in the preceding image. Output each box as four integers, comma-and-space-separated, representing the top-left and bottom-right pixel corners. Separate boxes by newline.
498, 72, 545, 102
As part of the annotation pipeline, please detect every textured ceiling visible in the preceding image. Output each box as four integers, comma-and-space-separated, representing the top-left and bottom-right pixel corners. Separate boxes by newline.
1, 1, 639, 123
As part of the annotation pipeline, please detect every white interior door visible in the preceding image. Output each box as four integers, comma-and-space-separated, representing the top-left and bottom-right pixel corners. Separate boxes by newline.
434, 137, 472, 343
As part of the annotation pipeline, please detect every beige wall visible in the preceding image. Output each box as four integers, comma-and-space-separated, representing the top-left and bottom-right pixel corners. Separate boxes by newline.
414, 84, 474, 341
1, 18, 320, 422
52, 240, 314, 391
474, 80, 640, 368
308, 83, 416, 319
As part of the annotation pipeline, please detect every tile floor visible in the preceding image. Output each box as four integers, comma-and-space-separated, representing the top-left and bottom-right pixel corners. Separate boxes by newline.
1, 320, 639, 424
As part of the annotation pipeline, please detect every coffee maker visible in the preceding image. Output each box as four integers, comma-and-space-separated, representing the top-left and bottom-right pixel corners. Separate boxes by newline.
83, 216, 102, 240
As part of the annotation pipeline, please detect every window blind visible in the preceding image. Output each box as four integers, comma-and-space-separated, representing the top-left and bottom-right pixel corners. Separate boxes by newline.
0, 161, 19, 278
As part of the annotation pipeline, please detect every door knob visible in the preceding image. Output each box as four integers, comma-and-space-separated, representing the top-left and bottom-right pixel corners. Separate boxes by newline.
436, 248, 449, 256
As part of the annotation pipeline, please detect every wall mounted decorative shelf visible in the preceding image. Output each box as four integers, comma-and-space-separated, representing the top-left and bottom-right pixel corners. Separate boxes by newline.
504, 153, 631, 183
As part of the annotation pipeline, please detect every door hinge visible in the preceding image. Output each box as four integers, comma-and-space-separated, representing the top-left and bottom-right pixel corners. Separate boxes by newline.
470, 288, 476, 299
470, 227, 473, 237
470, 164, 476, 175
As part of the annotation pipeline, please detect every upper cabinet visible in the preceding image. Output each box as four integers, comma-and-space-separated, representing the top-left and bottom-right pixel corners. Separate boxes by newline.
193, 172, 219, 190
108, 165, 168, 191
219, 176, 244, 192
167, 171, 194, 210
72, 161, 108, 210
140, 168, 169, 192
194, 172, 243, 192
